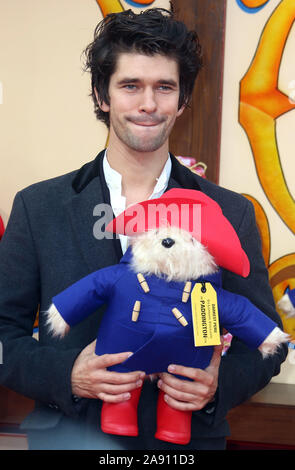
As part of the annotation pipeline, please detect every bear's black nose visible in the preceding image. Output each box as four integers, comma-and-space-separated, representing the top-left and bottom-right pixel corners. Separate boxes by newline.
161, 238, 175, 248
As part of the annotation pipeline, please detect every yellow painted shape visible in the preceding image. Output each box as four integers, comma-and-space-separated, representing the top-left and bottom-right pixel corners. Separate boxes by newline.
96, 0, 123, 16
96, 0, 156, 16
128, 0, 156, 3
241, 0, 269, 7
239, 0, 295, 234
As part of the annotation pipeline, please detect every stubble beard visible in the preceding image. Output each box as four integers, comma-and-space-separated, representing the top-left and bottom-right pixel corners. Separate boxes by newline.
113, 116, 175, 153
123, 128, 168, 152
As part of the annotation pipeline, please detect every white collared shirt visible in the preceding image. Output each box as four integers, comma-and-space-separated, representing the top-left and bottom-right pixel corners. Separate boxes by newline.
103, 151, 172, 253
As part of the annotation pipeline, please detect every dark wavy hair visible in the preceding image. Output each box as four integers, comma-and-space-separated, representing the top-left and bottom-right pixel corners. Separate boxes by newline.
83, 7, 202, 127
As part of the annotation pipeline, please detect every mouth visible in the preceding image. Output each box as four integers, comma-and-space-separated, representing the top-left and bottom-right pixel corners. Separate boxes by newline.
127, 118, 164, 128
131, 122, 161, 128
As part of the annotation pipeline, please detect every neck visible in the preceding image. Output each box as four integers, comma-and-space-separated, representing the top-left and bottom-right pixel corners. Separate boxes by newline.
106, 135, 169, 206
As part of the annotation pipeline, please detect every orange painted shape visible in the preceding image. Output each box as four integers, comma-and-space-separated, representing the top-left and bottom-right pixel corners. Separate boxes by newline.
128, 0, 155, 3
240, 103, 295, 233
240, 1, 295, 97
96, 0, 155, 16
241, 0, 269, 7
96, 0, 123, 16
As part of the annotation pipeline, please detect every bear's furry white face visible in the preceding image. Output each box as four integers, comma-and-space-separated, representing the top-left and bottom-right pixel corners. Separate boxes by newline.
129, 226, 218, 282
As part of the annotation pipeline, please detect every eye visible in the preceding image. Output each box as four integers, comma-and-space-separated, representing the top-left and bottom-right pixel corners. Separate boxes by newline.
161, 238, 175, 248
120, 83, 138, 92
158, 85, 173, 91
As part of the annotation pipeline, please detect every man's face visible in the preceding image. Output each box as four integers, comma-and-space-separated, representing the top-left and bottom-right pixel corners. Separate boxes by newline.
99, 52, 185, 153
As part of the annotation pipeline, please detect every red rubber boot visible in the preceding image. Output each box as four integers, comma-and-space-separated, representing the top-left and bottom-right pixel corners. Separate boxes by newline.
155, 390, 192, 445
101, 386, 142, 436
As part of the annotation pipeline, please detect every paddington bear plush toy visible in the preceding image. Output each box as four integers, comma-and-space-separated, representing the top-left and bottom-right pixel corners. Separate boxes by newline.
46, 189, 289, 445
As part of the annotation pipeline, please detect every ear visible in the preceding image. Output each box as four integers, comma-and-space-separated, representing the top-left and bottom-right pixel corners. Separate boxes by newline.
94, 87, 110, 112
176, 103, 186, 118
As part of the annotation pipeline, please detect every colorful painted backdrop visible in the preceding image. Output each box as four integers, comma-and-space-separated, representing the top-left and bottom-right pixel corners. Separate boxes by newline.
220, 0, 295, 382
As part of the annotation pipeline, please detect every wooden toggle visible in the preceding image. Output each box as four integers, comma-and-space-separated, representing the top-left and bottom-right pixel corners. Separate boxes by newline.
172, 308, 188, 327
182, 281, 192, 303
137, 273, 150, 293
132, 301, 141, 322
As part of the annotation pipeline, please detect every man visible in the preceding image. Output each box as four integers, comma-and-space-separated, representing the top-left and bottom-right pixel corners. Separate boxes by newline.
0, 8, 287, 450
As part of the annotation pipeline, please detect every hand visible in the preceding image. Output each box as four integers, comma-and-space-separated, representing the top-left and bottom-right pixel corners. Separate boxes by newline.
71, 340, 145, 403
157, 342, 223, 411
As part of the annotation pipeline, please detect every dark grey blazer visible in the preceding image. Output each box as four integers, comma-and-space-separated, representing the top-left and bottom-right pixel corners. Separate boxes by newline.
0, 150, 287, 446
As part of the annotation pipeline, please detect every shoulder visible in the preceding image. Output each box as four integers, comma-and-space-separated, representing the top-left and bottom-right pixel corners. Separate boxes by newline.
17, 151, 104, 208
172, 155, 250, 214
6, 169, 81, 230
9, 166, 88, 230
177, 162, 254, 231
198, 177, 251, 214
199, 178, 256, 236
18, 168, 79, 206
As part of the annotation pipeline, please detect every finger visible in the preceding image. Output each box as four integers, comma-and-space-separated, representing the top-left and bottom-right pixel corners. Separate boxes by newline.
98, 391, 133, 404
162, 393, 196, 411
206, 342, 223, 371
80, 339, 97, 356
96, 351, 134, 368
157, 379, 197, 403
97, 368, 145, 385
166, 364, 213, 386
101, 369, 145, 385
100, 379, 143, 396
159, 373, 209, 398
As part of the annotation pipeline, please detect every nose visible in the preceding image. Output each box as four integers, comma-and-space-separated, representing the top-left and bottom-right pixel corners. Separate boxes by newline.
139, 88, 157, 113
161, 238, 175, 248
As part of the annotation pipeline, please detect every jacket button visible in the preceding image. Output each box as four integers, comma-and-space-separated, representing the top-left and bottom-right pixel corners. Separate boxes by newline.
48, 402, 60, 411
72, 394, 81, 403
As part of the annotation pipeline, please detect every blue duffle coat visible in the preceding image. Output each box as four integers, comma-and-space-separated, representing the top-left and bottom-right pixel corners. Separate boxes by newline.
52, 246, 277, 374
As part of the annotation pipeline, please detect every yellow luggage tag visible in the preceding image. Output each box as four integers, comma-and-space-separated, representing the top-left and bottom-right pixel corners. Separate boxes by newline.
191, 282, 221, 347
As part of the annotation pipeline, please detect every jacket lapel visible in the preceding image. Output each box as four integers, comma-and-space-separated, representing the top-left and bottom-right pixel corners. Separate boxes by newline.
63, 151, 122, 274
169, 154, 202, 191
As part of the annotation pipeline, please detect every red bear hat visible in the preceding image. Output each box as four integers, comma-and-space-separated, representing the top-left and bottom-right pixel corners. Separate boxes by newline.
106, 188, 250, 277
